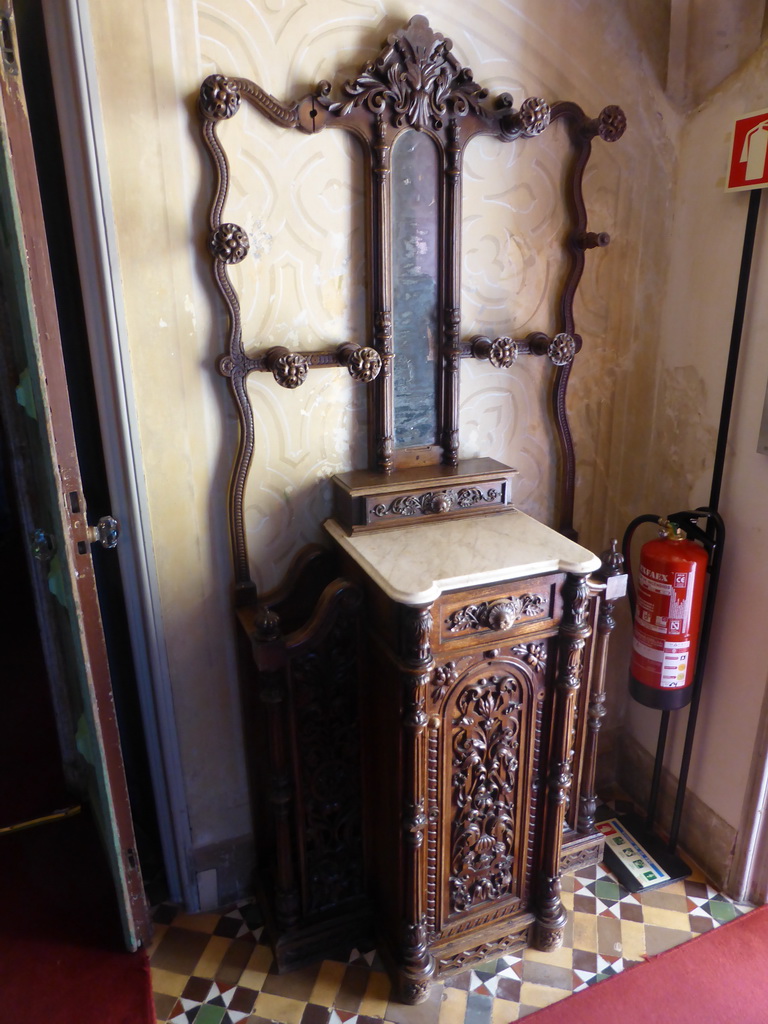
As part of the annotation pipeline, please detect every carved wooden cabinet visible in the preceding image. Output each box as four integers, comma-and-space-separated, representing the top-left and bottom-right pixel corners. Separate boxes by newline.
325, 511, 615, 999
198, 13, 626, 1006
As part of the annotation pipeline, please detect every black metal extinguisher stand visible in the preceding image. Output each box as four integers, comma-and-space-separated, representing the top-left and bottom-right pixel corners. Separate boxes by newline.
624, 186, 761, 860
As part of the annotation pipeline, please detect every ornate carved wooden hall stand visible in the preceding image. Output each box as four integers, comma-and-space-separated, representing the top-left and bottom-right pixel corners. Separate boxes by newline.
199, 16, 626, 1004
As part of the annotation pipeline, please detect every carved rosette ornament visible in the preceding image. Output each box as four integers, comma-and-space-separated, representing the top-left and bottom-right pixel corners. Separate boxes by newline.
346, 346, 382, 382
210, 223, 250, 265
596, 104, 627, 142
472, 334, 520, 368
199, 73, 241, 120
489, 337, 519, 368
512, 642, 548, 672
518, 96, 550, 136
269, 350, 309, 389
547, 333, 577, 366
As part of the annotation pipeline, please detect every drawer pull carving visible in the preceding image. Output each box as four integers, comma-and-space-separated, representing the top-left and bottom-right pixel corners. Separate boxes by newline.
372, 485, 500, 521
488, 600, 518, 631
446, 593, 545, 633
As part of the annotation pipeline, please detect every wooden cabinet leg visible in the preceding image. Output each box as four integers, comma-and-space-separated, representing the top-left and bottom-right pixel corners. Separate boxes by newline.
535, 572, 591, 948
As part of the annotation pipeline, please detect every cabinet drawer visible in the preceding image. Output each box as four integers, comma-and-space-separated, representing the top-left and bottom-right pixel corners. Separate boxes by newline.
438, 574, 561, 647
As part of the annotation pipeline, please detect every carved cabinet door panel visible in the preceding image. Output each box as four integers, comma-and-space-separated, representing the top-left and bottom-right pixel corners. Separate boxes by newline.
427, 640, 554, 965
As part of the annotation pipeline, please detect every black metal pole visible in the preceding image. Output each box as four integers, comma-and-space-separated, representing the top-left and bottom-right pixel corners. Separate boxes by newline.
668, 510, 725, 851
709, 187, 761, 512
625, 190, 757, 858
646, 710, 669, 831
665, 188, 760, 851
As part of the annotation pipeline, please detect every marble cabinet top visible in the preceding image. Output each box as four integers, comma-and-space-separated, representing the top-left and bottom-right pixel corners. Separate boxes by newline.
325, 510, 601, 605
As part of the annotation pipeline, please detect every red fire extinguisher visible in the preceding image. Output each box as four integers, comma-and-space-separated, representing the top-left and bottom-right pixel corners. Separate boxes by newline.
629, 520, 709, 710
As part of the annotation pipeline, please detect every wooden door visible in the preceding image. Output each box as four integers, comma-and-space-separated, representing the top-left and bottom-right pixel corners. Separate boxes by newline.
0, 6, 150, 949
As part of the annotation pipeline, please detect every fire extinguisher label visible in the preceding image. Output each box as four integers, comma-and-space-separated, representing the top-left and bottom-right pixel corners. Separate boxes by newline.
635, 568, 695, 635
631, 564, 699, 690
631, 634, 691, 688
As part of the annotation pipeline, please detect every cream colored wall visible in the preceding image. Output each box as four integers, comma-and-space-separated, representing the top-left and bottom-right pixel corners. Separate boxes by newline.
85, 0, 679, 893
624, 39, 768, 840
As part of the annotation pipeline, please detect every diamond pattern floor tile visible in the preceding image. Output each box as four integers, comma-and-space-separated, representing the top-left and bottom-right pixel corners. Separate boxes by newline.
151, 835, 753, 1024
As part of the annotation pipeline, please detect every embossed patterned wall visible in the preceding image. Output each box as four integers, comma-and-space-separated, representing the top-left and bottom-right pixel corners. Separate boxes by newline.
88, 0, 678, 900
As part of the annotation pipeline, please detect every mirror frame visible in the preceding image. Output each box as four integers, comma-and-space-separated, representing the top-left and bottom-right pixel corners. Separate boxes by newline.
199, 16, 626, 597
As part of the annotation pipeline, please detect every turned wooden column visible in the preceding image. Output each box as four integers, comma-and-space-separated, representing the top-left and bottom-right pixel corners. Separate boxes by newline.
535, 572, 592, 949
397, 604, 437, 1004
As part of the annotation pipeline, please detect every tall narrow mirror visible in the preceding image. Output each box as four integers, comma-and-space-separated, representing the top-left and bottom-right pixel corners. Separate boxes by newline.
391, 129, 440, 450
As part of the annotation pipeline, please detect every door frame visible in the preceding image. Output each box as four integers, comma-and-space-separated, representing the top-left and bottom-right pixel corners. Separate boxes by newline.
0, 1, 153, 947
40, 0, 197, 910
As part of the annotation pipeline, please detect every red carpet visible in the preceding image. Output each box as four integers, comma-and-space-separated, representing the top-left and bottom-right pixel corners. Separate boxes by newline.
530, 903, 768, 1023
0, 808, 154, 1024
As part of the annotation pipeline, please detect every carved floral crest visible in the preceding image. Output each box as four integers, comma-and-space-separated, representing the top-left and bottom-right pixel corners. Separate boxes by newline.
331, 15, 489, 130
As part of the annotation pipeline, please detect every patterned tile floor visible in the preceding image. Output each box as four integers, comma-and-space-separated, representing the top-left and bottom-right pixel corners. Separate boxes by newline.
150, 858, 752, 1023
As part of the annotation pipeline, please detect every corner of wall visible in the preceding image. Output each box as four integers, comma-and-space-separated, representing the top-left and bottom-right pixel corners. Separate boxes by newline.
614, 727, 736, 892
192, 834, 255, 912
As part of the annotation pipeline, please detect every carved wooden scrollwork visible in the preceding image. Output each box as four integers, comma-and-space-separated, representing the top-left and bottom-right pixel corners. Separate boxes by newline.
400, 606, 433, 664
372, 483, 500, 522
432, 661, 458, 704
449, 674, 522, 913
403, 799, 429, 849
438, 933, 526, 975
328, 15, 549, 136
446, 593, 545, 633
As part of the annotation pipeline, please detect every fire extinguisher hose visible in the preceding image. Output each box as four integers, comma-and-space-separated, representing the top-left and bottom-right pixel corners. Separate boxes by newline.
621, 512, 662, 619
